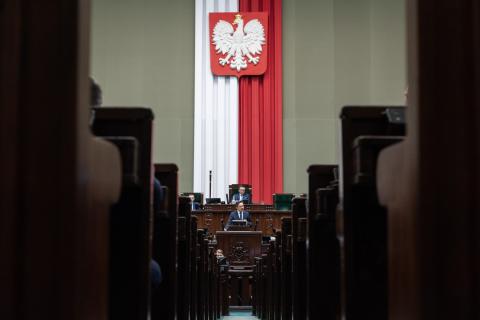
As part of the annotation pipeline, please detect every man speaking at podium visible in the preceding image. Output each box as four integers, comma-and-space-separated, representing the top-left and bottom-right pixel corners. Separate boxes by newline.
225, 202, 252, 231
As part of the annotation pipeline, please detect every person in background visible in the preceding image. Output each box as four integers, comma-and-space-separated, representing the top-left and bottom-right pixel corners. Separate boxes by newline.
90, 77, 102, 107
89, 77, 102, 127
214, 249, 229, 270
189, 194, 201, 211
150, 259, 162, 288
231, 186, 250, 204
151, 177, 163, 286
215, 249, 225, 260
153, 178, 164, 214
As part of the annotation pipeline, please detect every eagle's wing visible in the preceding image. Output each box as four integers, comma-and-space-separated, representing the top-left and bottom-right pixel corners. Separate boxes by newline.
212, 20, 234, 54
242, 19, 265, 55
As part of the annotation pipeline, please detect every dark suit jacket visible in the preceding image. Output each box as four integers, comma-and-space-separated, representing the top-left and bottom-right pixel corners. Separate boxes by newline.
225, 210, 252, 230
191, 202, 200, 211
231, 192, 251, 204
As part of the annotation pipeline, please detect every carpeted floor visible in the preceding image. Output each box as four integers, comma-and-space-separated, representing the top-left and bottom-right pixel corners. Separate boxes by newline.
220, 309, 258, 319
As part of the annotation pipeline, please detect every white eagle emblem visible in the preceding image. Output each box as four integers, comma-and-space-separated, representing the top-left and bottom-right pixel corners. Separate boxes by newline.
212, 14, 266, 72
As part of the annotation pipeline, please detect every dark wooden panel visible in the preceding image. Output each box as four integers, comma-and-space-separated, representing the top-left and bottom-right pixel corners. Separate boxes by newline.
228, 268, 254, 307
103, 137, 140, 185
308, 186, 340, 320
291, 198, 307, 320
305, 166, 339, 320
190, 216, 199, 320
266, 239, 276, 320
340, 106, 405, 201
0, 1, 122, 319
153, 163, 179, 320
377, 0, 480, 318
273, 231, 282, 320
92, 107, 154, 320
307, 165, 337, 217
280, 217, 292, 320
352, 136, 404, 185
216, 231, 263, 266
339, 106, 405, 320
213, 243, 224, 319
196, 231, 208, 320
177, 196, 193, 320
0, 1, 21, 317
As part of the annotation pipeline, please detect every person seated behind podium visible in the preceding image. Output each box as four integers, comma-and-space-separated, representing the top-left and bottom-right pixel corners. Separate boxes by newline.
188, 194, 201, 211
224, 201, 252, 230
215, 249, 228, 264
231, 186, 250, 204
214, 249, 229, 271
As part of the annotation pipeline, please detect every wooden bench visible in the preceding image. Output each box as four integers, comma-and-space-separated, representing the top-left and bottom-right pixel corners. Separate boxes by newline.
176, 196, 193, 320
262, 240, 275, 320
92, 107, 154, 320
280, 217, 293, 319
152, 164, 179, 320
310, 185, 340, 320
306, 165, 338, 320
0, 6, 122, 317
273, 231, 282, 320
252, 257, 261, 317
215, 245, 227, 318
291, 197, 307, 320
254, 243, 269, 320
376, 4, 480, 318
195, 229, 206, 320
338, 106, 405, 319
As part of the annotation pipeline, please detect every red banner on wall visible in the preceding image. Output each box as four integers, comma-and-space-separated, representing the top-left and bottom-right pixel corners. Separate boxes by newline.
209, 12, 268, 77
238, 0, 283, 204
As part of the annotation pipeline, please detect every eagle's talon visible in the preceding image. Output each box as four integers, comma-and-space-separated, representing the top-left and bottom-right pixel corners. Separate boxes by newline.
249, 57, 259, 65
219, 58, 229, 66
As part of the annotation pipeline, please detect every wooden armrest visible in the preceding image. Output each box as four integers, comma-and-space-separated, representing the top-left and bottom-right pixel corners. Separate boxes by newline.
353, 135, 404, 186
88, 137, 122, 203
376, 141, 405, 206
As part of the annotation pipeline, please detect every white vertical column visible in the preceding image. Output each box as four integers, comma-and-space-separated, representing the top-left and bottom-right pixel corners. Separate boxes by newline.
194, 0, 239, 201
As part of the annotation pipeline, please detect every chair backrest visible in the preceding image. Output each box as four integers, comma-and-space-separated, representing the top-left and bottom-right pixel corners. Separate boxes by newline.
180, 192, 204, 204
205, 197, 221, 204
228, 184, 252, 202
273, 193, 295, 211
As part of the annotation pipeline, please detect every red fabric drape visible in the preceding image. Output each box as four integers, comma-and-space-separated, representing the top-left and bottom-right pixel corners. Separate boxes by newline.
238, 0, 283, 204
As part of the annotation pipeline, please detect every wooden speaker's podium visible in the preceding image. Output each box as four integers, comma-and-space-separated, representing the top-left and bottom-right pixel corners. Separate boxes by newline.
216, 231, 262, 266
216, 230, 262, 313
